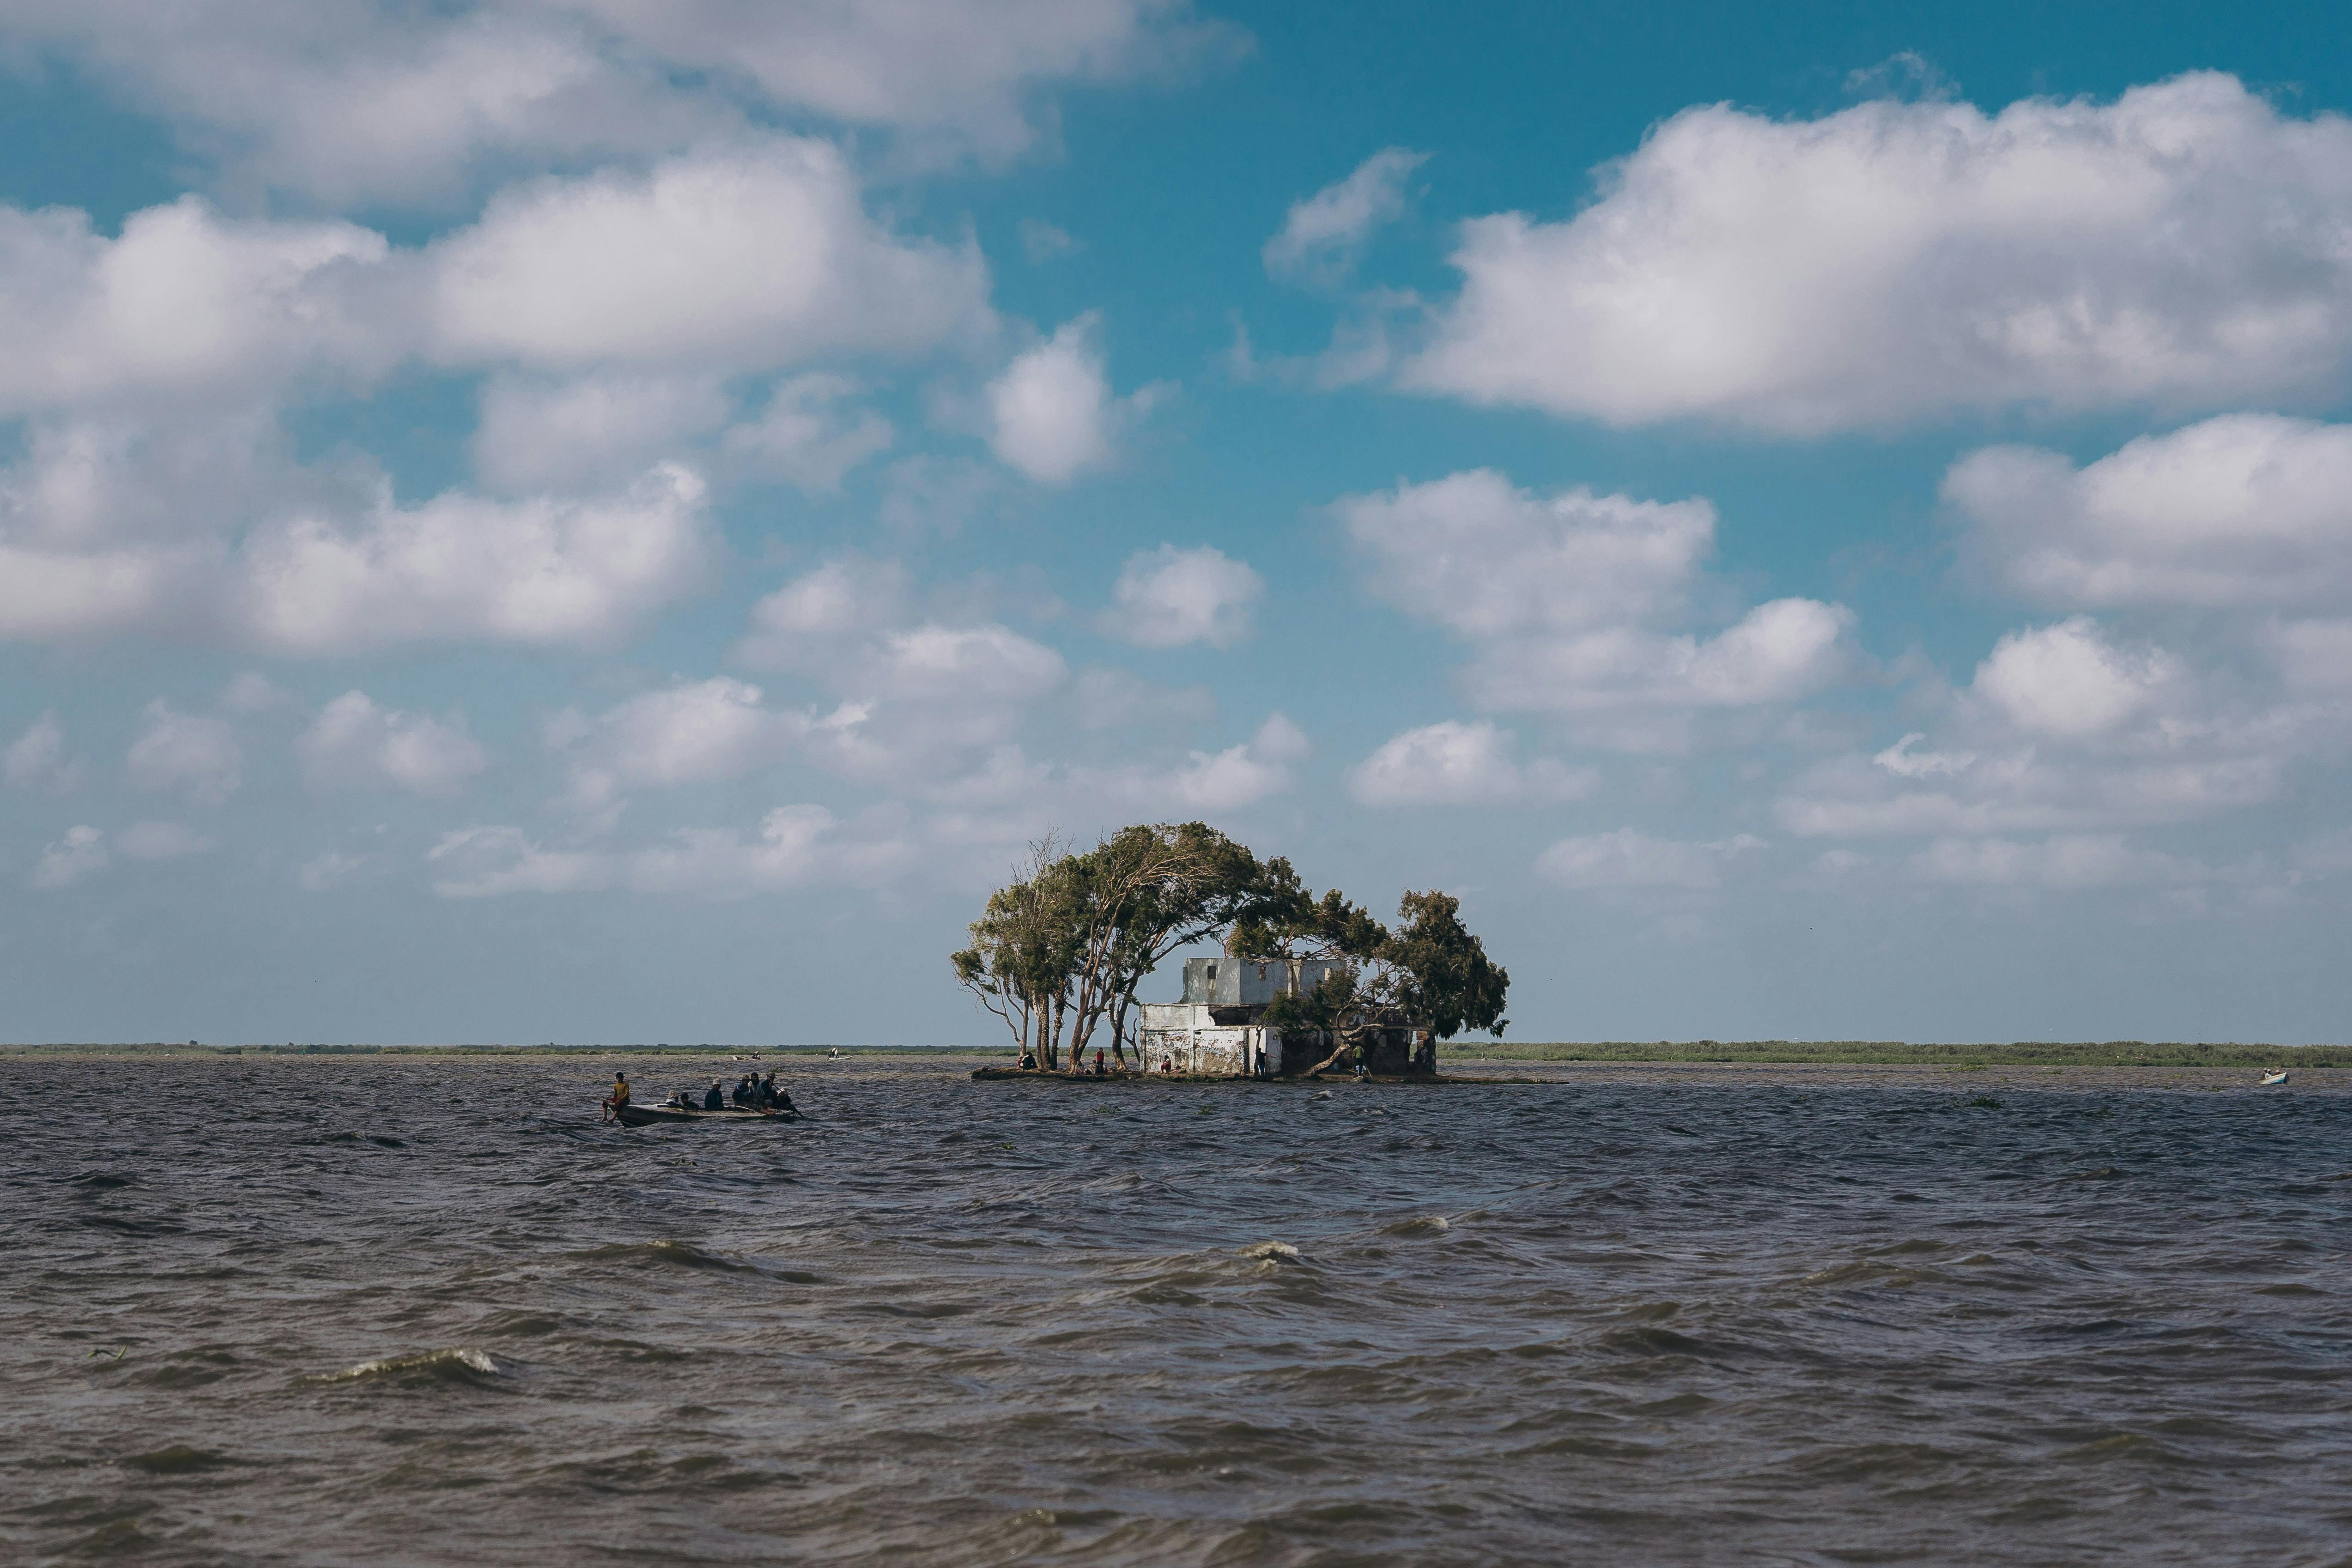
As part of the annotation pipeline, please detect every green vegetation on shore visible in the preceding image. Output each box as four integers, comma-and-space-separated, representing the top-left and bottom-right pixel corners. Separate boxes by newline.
1439, 1040, 2352, 1067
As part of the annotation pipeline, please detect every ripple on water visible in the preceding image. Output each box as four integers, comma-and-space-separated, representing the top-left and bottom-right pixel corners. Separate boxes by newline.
5, 1055, 2352, 1567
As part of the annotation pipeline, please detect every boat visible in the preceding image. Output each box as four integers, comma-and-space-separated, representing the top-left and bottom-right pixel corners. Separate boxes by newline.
612, 1102, 800, 1126
2261, 1070, 2290, 1086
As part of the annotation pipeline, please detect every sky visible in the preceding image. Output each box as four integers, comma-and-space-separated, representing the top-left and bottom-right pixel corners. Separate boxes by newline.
4, 0, 2351, 1047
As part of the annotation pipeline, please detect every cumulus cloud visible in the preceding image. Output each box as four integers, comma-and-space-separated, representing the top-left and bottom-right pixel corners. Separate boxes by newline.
0, 197, 393, 415
1948, 415, 2352, 610
31, 825, 108, 889
1538, 829, 1766, 890
298, 691, 488, 795
116, 820, 217, 860
987, 315, 1160, 484
1405, 73, 2352, 433
240, 463, 711, 654
1344, 469, 1715, 637
733, 557, 1068, 782
1348, 720, 1596, 806
431, 139, 990, 372
1908, 833, 2206, 889
27, 819, 213, 892
1340, 469, 1855, 747
721, 374, 894, 490
428, 805, 909, 898
1106, 544, 1262, 648
552, 677, 807, 817
1970, 618, 2181, 739
474, 371, 729, 494
1777, 613, 2319, 843
4, 712, 83, 793
0, 443, 713, 652
126, 702, 242, 805
1263, 147, 1427, 283
0, 1, 1233, 205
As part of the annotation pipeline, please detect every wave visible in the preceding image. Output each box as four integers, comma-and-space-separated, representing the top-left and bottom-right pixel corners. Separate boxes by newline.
304, 1347, 502, 1386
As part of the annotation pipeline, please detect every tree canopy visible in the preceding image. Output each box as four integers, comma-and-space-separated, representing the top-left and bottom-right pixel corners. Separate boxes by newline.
952, 824, 1507, 1068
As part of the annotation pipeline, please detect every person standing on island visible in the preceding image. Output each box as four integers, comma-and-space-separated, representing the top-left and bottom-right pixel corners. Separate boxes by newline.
602, 1071, 630, 1123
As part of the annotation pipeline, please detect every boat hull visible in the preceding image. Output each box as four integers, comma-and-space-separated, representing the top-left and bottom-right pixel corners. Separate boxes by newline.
612, 1103, 799, 1126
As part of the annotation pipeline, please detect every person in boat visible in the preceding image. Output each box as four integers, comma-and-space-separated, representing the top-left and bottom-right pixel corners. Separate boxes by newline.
602, 1071, 630, 1121
766, 1075, 797, 1115
730, 1075, 750, 1107
703, 1078, 725, 1111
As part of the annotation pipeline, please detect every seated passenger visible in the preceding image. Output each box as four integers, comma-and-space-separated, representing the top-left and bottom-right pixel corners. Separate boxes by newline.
704, 1079, 725, 1111
730, 1075, 750, 1106
759, 1072, 781, 1108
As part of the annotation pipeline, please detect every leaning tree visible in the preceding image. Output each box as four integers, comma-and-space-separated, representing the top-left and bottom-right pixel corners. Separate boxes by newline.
951, 822, 1285, 1069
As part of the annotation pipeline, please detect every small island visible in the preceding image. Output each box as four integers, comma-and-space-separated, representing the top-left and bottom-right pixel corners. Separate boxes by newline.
956, 822, 1508, 1081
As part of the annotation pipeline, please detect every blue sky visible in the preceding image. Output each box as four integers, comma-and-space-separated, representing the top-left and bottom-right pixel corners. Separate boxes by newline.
5, 0, 2351, 1046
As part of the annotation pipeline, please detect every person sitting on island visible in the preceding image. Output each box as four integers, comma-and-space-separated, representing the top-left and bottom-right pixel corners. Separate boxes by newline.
704, 1079, 726, 1111
1018, 1048, 1037, 1071
602, 1071, 630, 1121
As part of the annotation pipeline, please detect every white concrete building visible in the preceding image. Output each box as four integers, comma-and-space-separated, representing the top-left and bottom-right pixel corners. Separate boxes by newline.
1134, 955, 1346, 1077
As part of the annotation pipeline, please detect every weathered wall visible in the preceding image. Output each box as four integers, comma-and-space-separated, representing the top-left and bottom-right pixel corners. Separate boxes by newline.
1136, 1002, 1280, 1076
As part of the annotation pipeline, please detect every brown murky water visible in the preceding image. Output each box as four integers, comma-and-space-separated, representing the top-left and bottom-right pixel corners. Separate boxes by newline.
6, 1055, 2350, 1565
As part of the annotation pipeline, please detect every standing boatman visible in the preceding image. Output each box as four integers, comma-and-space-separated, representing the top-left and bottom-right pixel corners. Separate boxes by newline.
602, 1071, 630, 1123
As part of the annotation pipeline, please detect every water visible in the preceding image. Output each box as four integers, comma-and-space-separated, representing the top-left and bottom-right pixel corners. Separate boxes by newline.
6, 1056, 2351, 1567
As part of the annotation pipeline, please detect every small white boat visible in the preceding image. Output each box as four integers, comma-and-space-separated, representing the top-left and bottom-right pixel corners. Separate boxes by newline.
2261, 1071, 2289, 1086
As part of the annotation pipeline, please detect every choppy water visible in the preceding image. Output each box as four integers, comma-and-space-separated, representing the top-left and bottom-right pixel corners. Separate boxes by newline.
6, 1056, 2352, 1567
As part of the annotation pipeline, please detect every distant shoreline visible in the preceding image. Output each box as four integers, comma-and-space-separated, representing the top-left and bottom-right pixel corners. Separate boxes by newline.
1, 1040, 2345, 1068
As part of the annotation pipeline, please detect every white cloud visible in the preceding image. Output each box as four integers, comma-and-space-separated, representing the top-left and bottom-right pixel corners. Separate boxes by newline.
721, 374, 894, 490
126, 702, 242, 805
1263, 147, 1427, 282
1909, 833, 2204, 889
733, 558, 1069, 784
1340, 470, 1855, 747
4, 712, 83, 793
1872, 733, 1975, 779
428, 804, 909, 898
297, 849, 369, 891
0, 1, 1231, 205
430, 138, 991, 372
1948, 415, 2352, 610
427, 824, 607, 897
31, 825, 108, 889
1348, 720, 1596, 806
298, 691, 488, 795
987, 314, 1159, 484
734, 558, 912, 665
2271, 619, 2352, 692
1467, 598, 1855, 720
1970, 618, 2180, 739
1405, 73, 2352, 433
1343, 468, 1714, 637
1158, 713, 1308, 811
1020, 219, 1081, 263
554, 678, 806, 817
116, 820, 216, 860
1070, 667, 1216, 730
0, 430, 713, 653
474, 371, 729, 493
1106, 544, 1262, 648
1538, 829, 1766, 890
236, 463, 711, 654
0, 197, 393, 415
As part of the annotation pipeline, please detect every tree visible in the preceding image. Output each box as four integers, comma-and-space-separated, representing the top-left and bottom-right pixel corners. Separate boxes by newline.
952, 822, 1282, 1069
1261, 888, 1508, 1073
